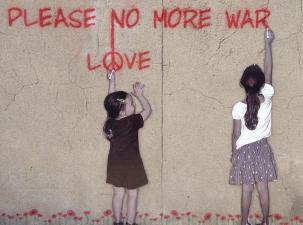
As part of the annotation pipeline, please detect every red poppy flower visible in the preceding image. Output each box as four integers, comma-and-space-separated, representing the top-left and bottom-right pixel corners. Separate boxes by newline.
235, 215, 241, 219
57, 212, 63, 216
273, 214, 283, 220
96, 219, 100, 223
52, 214, 57, 219
144, 212, 150, 217
29, 209, 38, 216
16, 213, 20, 216
231, 218, 235, 221
255, 213, 262, 219
67, 210, 76, 217
164, 215, 170, 220
170, 210, 178, 217
47, 219, 52, 223
84, 211, 91, 215
37, 213, 43, 218
220, 216, 226, 221
192, 214, 197, 218
8, 215, 14, 219
103, 210, 112, 216
186, 212, 192, 216
73, 216, 78, 221
1, 213, 6, 217
204, 212, 212, 221
299, 219, 303, 223
293, 216, 300, 221
160, 213, 164, 217
19, 217, 23, 220
63, 214, 67, 218
24, 212, 28, 217
228, 214, 233, 218
176, 216, 181, 220
181, 213, 185, 217
78, 217, 83, 221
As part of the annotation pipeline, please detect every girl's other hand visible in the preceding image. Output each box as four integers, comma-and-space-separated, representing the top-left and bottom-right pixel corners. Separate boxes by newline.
132, 82, 145, 97
265, 28, 274, 44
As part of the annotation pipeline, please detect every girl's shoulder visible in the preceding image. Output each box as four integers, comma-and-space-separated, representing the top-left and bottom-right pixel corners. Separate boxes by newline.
232, 101, 247, 119
233, 101, 247, 108
113, 114, 144, 129
260, 83, 274, 99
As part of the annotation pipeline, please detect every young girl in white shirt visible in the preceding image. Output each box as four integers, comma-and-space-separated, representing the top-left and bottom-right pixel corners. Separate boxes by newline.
229, 28, 277, 225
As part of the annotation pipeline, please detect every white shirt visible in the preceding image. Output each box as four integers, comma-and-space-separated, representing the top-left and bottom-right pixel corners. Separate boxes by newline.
232, 84, 274, 149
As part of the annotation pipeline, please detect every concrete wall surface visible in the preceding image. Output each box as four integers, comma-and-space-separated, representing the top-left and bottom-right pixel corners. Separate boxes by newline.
0, 0, 303, 220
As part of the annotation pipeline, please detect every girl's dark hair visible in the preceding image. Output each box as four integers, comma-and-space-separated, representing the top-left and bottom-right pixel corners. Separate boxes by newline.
103, 91, 128, 140
240, 64, 265, 130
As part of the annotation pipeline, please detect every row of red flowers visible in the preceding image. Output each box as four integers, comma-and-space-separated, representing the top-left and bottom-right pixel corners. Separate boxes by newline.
1, 209, 302, 224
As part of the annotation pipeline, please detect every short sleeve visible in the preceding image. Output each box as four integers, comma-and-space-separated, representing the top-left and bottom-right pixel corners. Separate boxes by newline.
232, 103, 243, 120
132, 114, 144, 129
260, 83, 274, 100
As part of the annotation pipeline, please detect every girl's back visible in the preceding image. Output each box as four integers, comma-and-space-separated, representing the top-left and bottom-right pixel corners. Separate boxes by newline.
108, 114, 144, 158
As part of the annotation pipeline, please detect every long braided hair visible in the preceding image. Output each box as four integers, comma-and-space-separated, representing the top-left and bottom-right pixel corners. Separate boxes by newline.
240, 64, 265, 130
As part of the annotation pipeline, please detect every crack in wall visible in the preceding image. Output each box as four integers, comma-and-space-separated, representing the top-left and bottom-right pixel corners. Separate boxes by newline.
204, 30, 237, 66
164, 86, 229, 109
160, 0, 164, 216
0, 50, 40, 112
286, 94, 303, 109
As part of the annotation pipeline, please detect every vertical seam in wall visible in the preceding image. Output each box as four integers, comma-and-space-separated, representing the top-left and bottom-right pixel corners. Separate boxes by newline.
160, 0, 164, 218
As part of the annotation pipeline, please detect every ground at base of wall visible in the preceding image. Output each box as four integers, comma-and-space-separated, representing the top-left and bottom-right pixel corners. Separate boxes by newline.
0, 209, 301, 225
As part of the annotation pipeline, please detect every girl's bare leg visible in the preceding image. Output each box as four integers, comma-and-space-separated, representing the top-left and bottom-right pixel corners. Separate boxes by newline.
126, 188, 139, 224
241, 184, 254, 225
113, 186, 126, 223
256, 182, 270, 225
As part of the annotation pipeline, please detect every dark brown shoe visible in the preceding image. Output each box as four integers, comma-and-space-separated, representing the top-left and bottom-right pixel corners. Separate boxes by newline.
114, 222, 124, 225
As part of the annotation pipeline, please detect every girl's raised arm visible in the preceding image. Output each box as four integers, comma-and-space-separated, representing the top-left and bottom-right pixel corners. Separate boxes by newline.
264, 28, 274, 84
132, 82, 152, 121
107, 70, 116, 94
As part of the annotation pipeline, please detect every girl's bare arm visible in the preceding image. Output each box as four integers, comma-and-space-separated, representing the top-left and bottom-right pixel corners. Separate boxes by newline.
232, 119, 241, 153
132, 82, 152, 121
264, 28, 274, 84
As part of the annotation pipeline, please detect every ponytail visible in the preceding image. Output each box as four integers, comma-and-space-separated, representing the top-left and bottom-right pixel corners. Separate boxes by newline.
244, 93, 260, 130
103, 119, 114, 140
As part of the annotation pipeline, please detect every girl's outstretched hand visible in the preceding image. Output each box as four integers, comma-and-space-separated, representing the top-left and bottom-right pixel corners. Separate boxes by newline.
265, 28, 274, 44
132, 82, 145, 97
107, 69, 116, 94
107, 69, 115, 81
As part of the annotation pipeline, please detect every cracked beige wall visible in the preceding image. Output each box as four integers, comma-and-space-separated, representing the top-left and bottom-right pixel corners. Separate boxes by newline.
1, 0, 303, 217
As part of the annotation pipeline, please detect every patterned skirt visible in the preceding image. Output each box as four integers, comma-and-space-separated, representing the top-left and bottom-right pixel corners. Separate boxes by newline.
229, 138, 277, 185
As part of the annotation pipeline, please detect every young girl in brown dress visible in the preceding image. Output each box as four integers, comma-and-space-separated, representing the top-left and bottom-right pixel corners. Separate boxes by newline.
229, 28, 277, 225
103, 70, 152, 225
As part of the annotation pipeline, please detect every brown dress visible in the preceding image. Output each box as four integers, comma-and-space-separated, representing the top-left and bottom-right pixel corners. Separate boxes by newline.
106, 114, 148, 189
